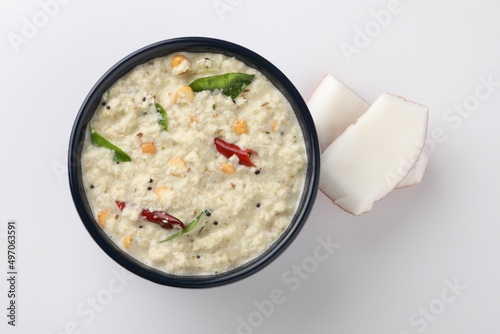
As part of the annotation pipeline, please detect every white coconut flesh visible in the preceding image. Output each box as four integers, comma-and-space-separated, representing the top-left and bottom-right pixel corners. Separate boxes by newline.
307, 73, 429, 189
307, 73, 369, 152
396, 152, 430, 188
319, 93, 429, 215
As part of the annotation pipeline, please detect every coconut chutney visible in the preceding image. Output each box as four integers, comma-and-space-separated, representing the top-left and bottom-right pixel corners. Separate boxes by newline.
81, 52, 307, 275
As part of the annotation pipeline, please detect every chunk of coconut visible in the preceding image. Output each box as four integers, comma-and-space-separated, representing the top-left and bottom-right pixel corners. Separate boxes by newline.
320, 93, 428, 215
308, 73, 429, 188
397, 152, 430, 188
307, 73, 369, 152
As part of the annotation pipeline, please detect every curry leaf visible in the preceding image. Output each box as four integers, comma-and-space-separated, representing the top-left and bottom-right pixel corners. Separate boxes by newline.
159, 210, 207, 242
156, 103, 168, 131
89, 124, 131, 162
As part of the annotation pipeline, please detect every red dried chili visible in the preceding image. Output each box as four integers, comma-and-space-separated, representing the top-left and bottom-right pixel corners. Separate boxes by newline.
115, 201, 185, 230
115, 201, 126, 211
214, 137, 258, 167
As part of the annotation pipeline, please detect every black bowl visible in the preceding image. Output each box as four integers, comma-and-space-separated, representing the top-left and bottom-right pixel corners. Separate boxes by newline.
68, 37, 320, 288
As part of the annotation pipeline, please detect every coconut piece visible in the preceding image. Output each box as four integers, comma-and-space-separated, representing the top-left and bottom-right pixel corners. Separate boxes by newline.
397, 152, 430, 188
320, 93, 428, 215
307, 73, 369, 152
308, 73, 429, 188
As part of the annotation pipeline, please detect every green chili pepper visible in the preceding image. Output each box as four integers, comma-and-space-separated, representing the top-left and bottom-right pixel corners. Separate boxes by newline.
88, 124, 131, 162
188, 73, 254, 99
156, 103, 168, 131
159, 210, 207, 242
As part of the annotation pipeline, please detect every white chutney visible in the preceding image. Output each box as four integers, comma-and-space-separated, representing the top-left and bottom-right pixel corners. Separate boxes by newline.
81, 52, 307, 275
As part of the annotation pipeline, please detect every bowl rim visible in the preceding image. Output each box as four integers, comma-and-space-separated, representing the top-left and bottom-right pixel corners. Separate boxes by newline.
68, 37, 320, 288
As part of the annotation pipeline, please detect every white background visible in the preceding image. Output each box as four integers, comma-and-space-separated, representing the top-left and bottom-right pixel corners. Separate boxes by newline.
1, 0, 499, 333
